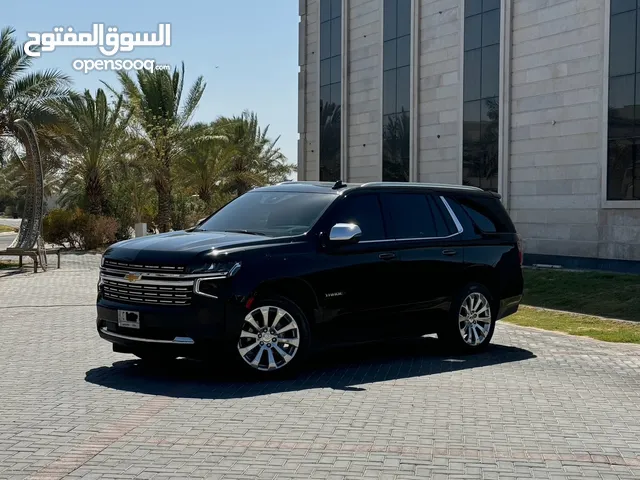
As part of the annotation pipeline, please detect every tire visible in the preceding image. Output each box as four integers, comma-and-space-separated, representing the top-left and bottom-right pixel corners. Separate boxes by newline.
438, 282, 496, 353
232, 295, 311, 378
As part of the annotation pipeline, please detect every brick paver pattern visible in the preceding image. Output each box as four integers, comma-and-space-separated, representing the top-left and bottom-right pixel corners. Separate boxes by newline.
1, 254, 640, 479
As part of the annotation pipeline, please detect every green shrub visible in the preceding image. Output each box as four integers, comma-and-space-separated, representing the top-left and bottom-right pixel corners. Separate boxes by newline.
172, 192, 207, 231
43, 209, 119, 250
76, 215, 119, 250
43, 209, 76, 246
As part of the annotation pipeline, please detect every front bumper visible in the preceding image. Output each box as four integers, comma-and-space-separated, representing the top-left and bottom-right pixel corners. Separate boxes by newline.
96, 294, 247, 356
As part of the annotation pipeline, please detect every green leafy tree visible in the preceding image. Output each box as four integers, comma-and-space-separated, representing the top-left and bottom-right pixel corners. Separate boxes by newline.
177, 121, 233, 209
113, 62, 207, 232
216, 110, 294, 197
54, 88, 130, 215
0, 26, 72, 215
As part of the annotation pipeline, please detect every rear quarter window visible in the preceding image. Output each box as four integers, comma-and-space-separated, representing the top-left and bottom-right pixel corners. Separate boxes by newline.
445, 195, 515, 234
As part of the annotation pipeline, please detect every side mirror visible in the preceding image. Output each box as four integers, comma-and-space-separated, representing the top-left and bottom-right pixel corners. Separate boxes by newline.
329, 223, 362, 244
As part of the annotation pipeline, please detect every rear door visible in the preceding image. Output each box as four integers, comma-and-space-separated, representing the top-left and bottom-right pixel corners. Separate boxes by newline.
379, 191, 466, 334
442, 193, 524, 312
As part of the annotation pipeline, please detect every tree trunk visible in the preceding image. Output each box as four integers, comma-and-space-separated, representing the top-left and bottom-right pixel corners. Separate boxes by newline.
86, 171, 103, 216
155, 183, 172, 232
198, 187, 211, 206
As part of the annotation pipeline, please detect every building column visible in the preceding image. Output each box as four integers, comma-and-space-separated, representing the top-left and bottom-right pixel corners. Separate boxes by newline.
341, 0, 350, 181
410, 0, 420, 182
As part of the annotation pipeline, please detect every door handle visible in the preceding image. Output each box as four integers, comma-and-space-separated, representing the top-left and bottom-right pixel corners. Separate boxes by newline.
379, 252, 396, 260
442, 249, 457, 256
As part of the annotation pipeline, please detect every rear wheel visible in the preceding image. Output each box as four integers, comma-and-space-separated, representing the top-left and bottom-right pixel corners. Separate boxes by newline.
234, 295, 310, 377
438, 283, 496, 352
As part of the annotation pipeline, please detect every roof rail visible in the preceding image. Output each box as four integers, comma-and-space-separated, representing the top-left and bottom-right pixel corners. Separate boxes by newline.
360, 182, 483, 191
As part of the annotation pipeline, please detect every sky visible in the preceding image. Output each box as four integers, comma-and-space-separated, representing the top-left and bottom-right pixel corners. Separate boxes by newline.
3, 0, 299, 176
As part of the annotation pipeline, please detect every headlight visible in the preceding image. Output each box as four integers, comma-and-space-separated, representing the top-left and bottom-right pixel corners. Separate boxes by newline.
100, 255, 105, 267
190, 261, 241, 276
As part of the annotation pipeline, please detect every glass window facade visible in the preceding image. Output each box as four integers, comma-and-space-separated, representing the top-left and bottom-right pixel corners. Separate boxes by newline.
462, 0, 500, 192
382, 0, 411, 182
319, 0, 342, 181
607, 0, 640, 200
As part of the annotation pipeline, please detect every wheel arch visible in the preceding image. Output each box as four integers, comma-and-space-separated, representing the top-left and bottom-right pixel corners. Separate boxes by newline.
456, 266, 501, 312
251, 277, 321, 326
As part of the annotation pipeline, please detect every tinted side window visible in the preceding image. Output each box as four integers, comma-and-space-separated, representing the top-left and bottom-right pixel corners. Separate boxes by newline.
427, 195, 457, 236
381, 193, 439, 238
443, 196, 477, 236
454, 195, 515, 233
331, 194, 386, 241
462, 203, 497, 232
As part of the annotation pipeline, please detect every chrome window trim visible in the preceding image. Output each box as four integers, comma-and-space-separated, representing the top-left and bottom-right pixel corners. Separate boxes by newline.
193, 277, 221, 299
99, 327, 195, 345
440, 196, 464, 234
359, 195, 464, 244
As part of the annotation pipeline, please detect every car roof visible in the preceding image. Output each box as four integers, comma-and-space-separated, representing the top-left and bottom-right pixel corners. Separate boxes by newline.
251, 181, 499, 198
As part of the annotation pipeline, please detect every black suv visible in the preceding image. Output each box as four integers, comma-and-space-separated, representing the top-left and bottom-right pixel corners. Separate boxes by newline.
97, 181, 524, 376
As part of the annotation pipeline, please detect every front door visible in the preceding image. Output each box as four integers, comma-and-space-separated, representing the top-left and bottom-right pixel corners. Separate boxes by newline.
307, 193, 400, 345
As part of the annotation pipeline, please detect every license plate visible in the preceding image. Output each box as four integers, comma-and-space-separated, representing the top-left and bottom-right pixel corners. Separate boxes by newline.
117, 310, 140, 329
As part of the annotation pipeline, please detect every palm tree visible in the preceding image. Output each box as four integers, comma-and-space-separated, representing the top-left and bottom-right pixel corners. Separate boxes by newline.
216, 110, 294, 196
113, 62, 207, 232
109, 157, 156, 237
177, 121, 232, 208
0, 27, 71, 249
54, 88, 130, 215
0, 26, 71, 150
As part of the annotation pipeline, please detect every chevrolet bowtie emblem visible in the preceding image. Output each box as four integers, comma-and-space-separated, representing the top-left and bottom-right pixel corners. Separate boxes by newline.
124, 273, 142, 282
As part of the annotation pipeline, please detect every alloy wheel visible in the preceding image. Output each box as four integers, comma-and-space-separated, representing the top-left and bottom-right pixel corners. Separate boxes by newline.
458, 292, 492, 347
237, 306, 300, 371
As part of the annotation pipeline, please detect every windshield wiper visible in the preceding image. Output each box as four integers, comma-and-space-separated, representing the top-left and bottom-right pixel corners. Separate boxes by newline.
223, 229, 267, 236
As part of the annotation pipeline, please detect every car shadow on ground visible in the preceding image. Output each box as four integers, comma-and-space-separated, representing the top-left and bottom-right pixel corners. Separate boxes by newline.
85, 337, 536, 399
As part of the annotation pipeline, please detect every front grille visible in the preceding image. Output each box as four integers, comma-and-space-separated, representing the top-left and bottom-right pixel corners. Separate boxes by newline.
103, 259, 186, 274
102, 278, 193, 306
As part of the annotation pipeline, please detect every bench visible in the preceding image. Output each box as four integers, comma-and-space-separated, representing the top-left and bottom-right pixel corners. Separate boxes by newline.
0, 248, 62, 273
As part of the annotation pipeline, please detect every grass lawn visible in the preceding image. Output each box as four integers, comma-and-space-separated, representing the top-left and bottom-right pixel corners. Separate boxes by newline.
506, 306, 640, 344
0, 261, 20, 270
0, 225, 16, 233
521, 268, 640, 322
500, 268, 640, 344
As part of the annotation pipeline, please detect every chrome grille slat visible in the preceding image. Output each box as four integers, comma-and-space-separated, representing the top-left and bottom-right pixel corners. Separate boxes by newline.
103, 292, 190, 305
100, 260, 191, 306
103, 259, 186, 273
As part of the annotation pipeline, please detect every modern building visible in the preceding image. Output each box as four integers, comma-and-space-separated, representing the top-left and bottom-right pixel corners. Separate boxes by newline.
297, 0, 640, 271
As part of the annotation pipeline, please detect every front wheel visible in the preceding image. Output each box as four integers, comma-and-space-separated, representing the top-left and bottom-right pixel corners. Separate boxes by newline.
234, 295, 311, 377
438, 283, 496, 352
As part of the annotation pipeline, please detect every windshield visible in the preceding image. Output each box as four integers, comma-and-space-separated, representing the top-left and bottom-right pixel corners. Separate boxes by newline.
196, 191, 336, 237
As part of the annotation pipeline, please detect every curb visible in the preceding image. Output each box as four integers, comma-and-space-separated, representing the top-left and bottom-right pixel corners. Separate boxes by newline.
502, 321, 640, 348
520, 304, 639, 325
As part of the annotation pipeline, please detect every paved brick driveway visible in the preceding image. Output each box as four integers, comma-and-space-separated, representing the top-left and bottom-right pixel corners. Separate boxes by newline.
1, 254, 640, 479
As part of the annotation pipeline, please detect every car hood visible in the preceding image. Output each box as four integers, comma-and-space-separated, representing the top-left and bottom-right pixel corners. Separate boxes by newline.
103, 230, 293, 266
